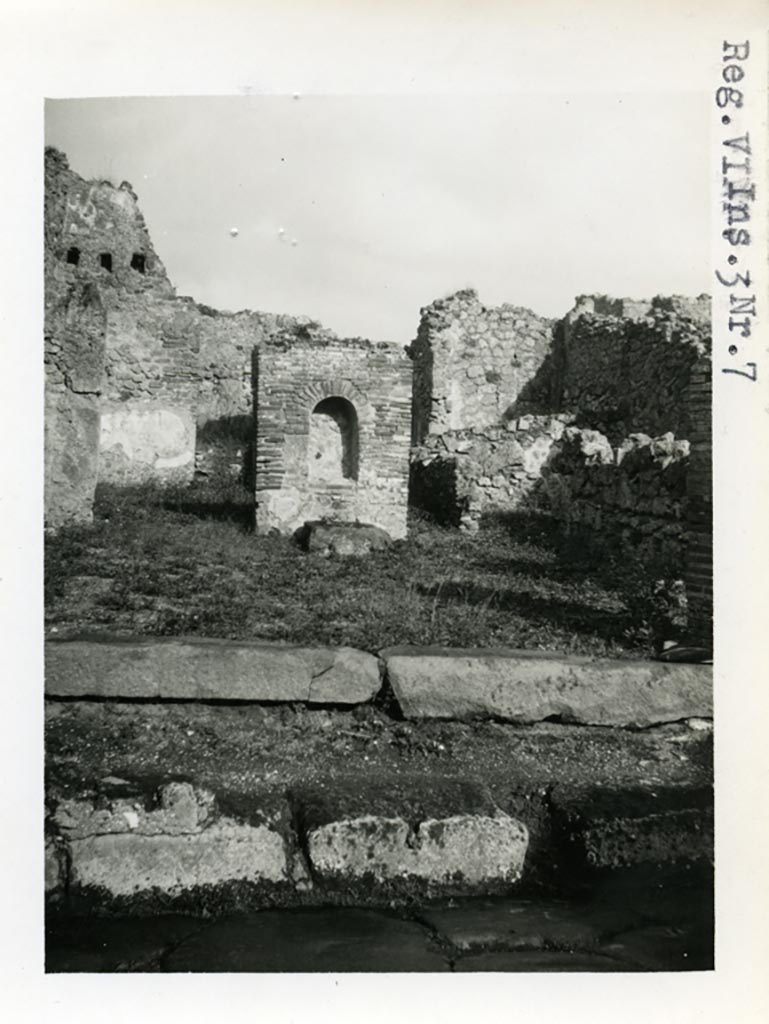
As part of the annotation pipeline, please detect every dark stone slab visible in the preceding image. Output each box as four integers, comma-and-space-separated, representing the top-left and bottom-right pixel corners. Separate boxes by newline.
454, 949, 632, 972
46, 915, 203, 973
164, 909, 449, 972
551, 784, 714, 869
422, 897, 636, 954
600, 923, 713, 971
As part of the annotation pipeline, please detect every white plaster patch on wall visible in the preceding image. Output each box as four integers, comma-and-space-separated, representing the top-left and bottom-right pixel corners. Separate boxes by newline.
99, 404, 196, 483
156, 451, 194, 470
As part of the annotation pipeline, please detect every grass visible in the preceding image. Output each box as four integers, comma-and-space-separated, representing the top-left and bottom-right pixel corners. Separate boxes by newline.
44, 481, 669, 657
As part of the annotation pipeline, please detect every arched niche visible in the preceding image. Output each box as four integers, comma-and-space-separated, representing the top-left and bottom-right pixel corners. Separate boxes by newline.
308, 396, 359, 482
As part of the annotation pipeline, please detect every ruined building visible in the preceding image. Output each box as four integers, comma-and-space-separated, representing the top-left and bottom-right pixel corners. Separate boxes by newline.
44, 148, 712, 644
44, 148, 411, 538
407, 289, 712, 646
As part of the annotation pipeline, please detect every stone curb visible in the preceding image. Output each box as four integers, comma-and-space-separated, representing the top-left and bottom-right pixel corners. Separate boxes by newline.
47, 780, 530, 908
380, 645, 713, 727
45, 637, 381, 704
46, 638, 713, 727
550, 784, 714, 870
306, 814, 528, 888
47, 777, 713, 914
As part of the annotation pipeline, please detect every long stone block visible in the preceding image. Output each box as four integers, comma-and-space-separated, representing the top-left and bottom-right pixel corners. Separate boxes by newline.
551, 784, 713, 868
46, 637, 381, 704
69, 822, 288, 897
295, 776, 528, 891
380, 646, 712, 727
306, 814, 528, 888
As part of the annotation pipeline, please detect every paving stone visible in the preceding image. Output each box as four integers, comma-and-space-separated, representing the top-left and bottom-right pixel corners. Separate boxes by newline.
46, 637, 381, 704
165, 909, 450, 972
381, 646, 712, 727
454, 949, 631, 972
46, 915, 203, 972
421, 898, 634, 953
600, 923, 713, 971
585, 862, 714, 928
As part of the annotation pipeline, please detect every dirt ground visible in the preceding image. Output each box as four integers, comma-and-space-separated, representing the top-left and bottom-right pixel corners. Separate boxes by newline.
46, 701, 712, 800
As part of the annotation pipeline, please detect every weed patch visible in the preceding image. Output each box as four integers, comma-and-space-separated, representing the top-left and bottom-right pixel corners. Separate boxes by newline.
45, 484, 662, 657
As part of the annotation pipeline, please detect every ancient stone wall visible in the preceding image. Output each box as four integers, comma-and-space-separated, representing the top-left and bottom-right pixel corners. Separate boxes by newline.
409, 289, 712, 636
45, 147, 197, 487
411, 416, 573, 530
555, 296, 711, 441
44, 279, 107, 528
255, 337, 412, 538
409, 289, 555, 444
538, 428, 690, 568
45, 149, 107, 527
44, 148, 319, 492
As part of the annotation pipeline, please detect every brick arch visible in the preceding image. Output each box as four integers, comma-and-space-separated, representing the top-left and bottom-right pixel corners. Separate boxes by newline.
290, 379, 375, 426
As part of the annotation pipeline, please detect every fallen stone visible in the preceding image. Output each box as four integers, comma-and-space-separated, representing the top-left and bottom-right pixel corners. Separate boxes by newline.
297, 521, 393, 557
68, 819, 288, 898
164, 909, 449, 972
46, 637, 381, 704
380, 646, 712, 727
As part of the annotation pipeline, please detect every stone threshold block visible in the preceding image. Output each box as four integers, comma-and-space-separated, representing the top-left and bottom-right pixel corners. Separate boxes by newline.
550, 784, 714, 869
69, 824, 288, 899
306, 814, 528, 888
381, 646, 713, 727
55, 782, 290, 902
45, 636, 381, 704
294, 778, 529, 894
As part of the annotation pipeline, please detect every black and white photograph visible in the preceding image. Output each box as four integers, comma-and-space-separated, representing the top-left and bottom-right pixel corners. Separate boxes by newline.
2, 0, 768, 1020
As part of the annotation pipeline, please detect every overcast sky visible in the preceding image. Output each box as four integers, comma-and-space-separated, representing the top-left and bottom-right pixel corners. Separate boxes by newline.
46, 93, 709, 343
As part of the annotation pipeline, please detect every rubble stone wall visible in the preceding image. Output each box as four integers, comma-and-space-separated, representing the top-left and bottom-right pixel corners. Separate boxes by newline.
44, 148, 340, 499
555, 296, 711, 441
409, 289, 555, 444
538, 428, 691, 568
411, 416, 573, 530
409, 289, 712, 632
44, 279, 107, 528
255, 338, 412, 538
45, 149, 108, 527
